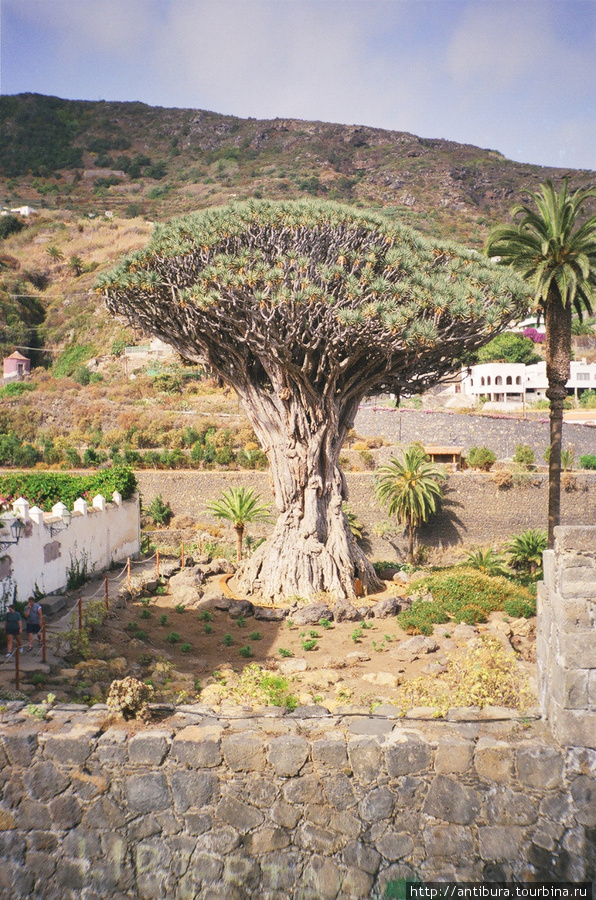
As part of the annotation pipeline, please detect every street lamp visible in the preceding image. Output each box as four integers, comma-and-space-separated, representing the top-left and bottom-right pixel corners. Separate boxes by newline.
49, 507, 72, 536
0, 517, 25, 550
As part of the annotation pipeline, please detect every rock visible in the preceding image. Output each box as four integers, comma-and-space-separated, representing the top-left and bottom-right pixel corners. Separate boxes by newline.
370, 596, 401, 618
452, 623, 478, 641
291, 603, 333, 626
346, 651, 371, 663
278, 658, 307, 676
200, 557, 235, 576
40, 594, 66, 616
228, 600, 254, 619
168, 569, 205, 606
208, 593, 231, 609
392, 635, 439, 661
333, 599, 362, 622
253, 606, 287, 621
362, 672, 399, 687
393, 570, 412, 585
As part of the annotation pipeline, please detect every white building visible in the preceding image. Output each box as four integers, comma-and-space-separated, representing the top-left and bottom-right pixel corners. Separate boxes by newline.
459, 359, 596, 405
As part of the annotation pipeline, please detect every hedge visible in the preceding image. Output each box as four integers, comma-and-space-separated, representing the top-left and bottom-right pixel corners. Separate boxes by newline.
0, 467, 138, 511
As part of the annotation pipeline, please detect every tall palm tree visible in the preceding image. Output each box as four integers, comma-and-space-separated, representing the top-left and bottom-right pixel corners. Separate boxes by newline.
486, 180, 596, 546
206, 487, 271, 562
375, 445, 446, 565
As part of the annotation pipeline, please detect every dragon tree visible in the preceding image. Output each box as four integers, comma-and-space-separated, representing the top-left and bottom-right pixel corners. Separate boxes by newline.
98, 200, 529, 601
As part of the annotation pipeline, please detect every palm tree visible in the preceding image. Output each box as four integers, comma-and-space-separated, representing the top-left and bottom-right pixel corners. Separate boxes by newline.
506, 528, 548, 577
206, 487, 271, 562
464, 548, 510, 578
486, 180, 596, 547
374, 445, 446, 565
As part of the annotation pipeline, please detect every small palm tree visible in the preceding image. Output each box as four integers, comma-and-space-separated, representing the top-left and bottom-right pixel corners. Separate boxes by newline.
206, 487, 271, 562
68, 255, 84, 276
487, 180, 596, 547
506, 528, 548, 576
464, 548, 510, 578
374, 445, 446, 565
46, 244, 64, 262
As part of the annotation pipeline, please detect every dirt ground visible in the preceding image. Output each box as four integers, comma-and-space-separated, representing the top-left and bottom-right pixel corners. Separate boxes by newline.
0, 568, 537, 715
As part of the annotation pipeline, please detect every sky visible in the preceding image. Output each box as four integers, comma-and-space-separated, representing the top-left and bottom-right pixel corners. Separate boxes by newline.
2, 0, 596, 171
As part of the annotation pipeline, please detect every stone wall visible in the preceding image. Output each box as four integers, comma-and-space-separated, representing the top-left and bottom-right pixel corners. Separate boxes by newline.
537, 526, 596, 750
136, 470, 596, 559
0, 708, 595, 899
354, 406, 596, 459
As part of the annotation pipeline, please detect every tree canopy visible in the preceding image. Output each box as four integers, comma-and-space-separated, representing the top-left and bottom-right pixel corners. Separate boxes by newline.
99, 200, 530, 600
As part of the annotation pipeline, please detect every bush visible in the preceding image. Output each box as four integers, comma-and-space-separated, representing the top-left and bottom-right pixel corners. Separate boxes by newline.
579, 389, 596, 409
466, 446, 497, 471
107, 677, 153, 720
0, 214, 25, 240
147, 494, 172, 526
513, 443, 535, 470
398, 569, 535, 634
579, 454, 596, 470
0, 467, 137, 509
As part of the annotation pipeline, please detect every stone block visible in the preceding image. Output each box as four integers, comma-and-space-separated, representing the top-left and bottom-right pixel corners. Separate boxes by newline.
342, 839, 381, 875
63, 827, 102, 860
260, 851, 303, 891
301, 855, 342, 900
385, 736, 432, 776
341, 866, 375, 899
560, 567, 596, 600
25, 849, 56, 880
311, 737, 348, 772
485, 786, 538, 825
24, 762, 70, 802
570, 775, 596, 826
268, 735, 309, 776
49, 794, 83, 829
552, 707, 596, 749
423, 824, 474, 858
358, 786, 395, 823
474, 738, 514, 782
552, 597, 593, 633
589, 670, 596, 707
194, 825, 240, 855
221, 732, 266, 772
558, 633, 596, 669
16, 799, 51, 831
550, 666, 589, 709
244, 826, 291, 854
295, 823, 342, 854
95, 727, 128, 766
271, 798, 301, 830
128, 730, 171, 766
347, 717, 394, 736
328, 809, 361, 840
516, 742, 564, 789
42, 725, 99, 765
81, 796, 126, 831
223, 854, 261, 890
215, 797, 264, 833
322, 773, 356, 810
376, 831, 414, 861
434, 738, 474, 774
423, 776, 480, 825
478, 825, 523, 861
171, 725, 222, 768
1, 729, 39, 766
169, 770, 218, 813
124, 773, 170, 814
282, 774, 321, 805
347, 737, 382, 781
555, 526, 596, 554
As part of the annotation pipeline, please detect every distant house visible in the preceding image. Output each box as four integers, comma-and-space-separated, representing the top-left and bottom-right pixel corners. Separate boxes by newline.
9, 206, 36, 217
458, 359, 596, 406
3, 351, 31, 381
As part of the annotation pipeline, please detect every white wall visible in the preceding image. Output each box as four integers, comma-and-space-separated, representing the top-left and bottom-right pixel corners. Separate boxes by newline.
0, 492, 140, 608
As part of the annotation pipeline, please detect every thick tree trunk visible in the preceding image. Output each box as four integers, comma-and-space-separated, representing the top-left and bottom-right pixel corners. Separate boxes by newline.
545, 294, 572, 548
407, 519, 415, 566
234, 389, 382, 602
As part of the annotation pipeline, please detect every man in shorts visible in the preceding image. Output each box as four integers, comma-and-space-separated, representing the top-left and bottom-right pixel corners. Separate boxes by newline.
24, 597, 43, 651
4, 604, 22, 657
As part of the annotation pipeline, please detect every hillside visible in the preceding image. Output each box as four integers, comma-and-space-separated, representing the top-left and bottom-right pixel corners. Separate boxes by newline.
1, 93, 595, 462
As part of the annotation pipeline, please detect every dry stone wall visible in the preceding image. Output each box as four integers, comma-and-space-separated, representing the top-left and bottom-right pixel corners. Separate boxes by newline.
0, 709, 595, 900
136, 470, 596, 558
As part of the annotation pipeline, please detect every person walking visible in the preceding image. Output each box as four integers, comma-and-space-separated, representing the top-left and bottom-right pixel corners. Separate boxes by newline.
24, 597, 43, 651
4, 604, 22, 658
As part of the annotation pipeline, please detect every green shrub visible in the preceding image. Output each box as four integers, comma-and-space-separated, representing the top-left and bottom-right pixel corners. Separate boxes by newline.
579, 389, 596, 409
466, 446, 497, 471
0, 467, 137, 509
398, 568, 535, 634
239, 645, 253, 658
579, 454, 596, 470
513, 443, 535, 469
0, 382, 36, 399
181, 643, 192, 653
166, 632, 181, 644
147, 494, 172, 526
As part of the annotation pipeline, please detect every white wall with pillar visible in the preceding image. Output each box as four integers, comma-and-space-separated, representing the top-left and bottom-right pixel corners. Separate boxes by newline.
0, 492, 140, 608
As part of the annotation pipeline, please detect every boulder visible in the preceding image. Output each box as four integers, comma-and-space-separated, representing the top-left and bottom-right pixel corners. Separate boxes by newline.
168, 569, 206, 606
392, 635, 439, 662
199, 557, 235, 576
371, 596, 401, 618
332, 599, 362, 622
291, 603, 333, 626
254, 606, 288, 621
228, 600, 255, 619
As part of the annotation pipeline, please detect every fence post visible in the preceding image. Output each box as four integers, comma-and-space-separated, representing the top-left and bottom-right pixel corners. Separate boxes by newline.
156, 549, 160, 578
42, 622, 46, 664
105, 575, 109, 611
14, 643, 20, 691
78, 595, 83, 633
127, 557, 131, 591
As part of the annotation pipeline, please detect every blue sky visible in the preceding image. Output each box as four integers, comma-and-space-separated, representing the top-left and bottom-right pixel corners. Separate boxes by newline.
2, 0, 595, 170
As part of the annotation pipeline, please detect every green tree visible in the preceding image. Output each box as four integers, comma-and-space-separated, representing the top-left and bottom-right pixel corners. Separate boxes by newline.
46, 244, 64, 262
207, 487, 271, 562
487, 181, 596, 546
68, 255, 84, 276
100, 200, 528, 600
374, 445, 446, 565
477, 332, 541, 365
464, 548, 510, 578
